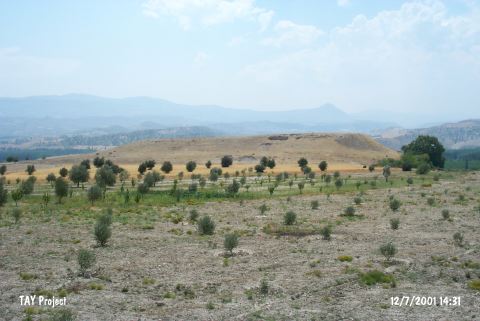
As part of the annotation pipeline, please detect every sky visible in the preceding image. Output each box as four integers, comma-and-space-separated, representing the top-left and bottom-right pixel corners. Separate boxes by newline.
0, 0, 479, 117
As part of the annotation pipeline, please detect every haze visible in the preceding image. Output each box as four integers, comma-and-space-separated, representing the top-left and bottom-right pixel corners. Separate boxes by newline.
0, 0, 479, 122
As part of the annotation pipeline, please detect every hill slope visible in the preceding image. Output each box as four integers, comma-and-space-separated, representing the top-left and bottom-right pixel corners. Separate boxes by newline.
375, 119, 480, 150
38, 133, 396, 167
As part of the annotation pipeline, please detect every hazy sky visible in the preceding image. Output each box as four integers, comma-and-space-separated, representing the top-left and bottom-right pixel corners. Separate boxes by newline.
0, 0, 479, 115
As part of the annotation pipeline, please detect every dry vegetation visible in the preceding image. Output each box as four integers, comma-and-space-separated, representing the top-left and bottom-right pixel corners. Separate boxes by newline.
3, 133, 398, 182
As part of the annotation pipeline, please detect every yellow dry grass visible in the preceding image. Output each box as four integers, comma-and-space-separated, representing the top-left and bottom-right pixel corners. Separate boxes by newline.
2, 133, 398, 182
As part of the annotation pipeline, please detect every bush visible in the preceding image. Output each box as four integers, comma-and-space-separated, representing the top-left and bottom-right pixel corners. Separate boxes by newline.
87, 185, 102, 205
189, 209, 199, 222
320, 225, 332, 240
453, 232, 464, 247
260, 279, 269, 295
137, 183, 149, 195
259, 204, 268, 215
224, 233, 239, 255
380, 242, 397, 261
283, 211, 297, 225
416, 163, 431, 175
11, 208, 21, 224
406, 177, 414, 185
254, 164, 265, 173
77, 249, 96, 276
198, 216, 215, 235
354, 197, 362, 205
427, 197, 435, 206
360, 270, 395, 286
389, 198, 401, 211
441, 209, 450, 220
390, 218, 400, 230
468, 279, 480, 291
368, 165, 375, 172
334, 179, 343, 190
343, 206, 355, 216
311, 200, 319, 210
94, 213, 112, 247
337, 255, 353, 262
0, 181, 7, 207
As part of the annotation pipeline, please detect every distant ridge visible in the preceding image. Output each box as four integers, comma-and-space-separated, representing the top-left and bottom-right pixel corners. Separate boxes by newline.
375, 119, 480, 150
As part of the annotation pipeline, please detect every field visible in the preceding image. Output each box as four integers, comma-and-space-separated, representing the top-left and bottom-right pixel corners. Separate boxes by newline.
1, 165, 480, 321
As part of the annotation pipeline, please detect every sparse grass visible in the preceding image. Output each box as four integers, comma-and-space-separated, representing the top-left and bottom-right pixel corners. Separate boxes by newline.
337, 255, 353, 262
468, 279, 480, 291
360, 270, 396, 287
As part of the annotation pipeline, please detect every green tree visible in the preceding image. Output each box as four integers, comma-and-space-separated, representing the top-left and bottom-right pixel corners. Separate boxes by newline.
186, 161, 197, 172
46, 173, 56, 186
144, 159, 156, 170
221, 155, 233, 168
138, 162, 147, 175
69, 165, 89, 187
161, 161, 173, 174
0, 181, 7, 207
224, 233, 239, 256
254, 164, 265, 173
11, 189, 23, 206
55, 177, 69, 203
0, 165, 6, 175
318, 161, 328, 172
297, 157, 308, 168
401, 135, 445, 168
266, 158, 276, 169
80, 159, 91, 169
382, 165, 391, 182
205, 160, 212, 169
95, 165, 116, 189
59, 167, 68, 178
25, 164, 36, 175
93, 156, 105, 168
87, 185, 102, 205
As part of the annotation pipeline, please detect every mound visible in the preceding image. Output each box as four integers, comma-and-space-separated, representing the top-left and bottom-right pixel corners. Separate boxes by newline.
56, 133, 396, 166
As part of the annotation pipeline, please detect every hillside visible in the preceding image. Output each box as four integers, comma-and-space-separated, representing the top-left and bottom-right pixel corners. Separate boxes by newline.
25, 133, 397, 170
375, 119, 480, 150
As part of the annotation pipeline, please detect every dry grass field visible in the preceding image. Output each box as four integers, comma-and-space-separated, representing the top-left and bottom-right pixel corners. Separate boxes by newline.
2, 133, 398, 183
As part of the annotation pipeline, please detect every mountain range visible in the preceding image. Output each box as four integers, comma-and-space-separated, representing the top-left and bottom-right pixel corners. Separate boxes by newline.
0, 94, 394, 137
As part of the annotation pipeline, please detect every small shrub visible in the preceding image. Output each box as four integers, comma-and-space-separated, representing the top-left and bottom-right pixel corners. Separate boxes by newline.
320, 225, 332, 240
198, 216, 215, 235
206, 302, 215, 310
453, 232, 464, 247
379, 242, 397, 261
11, 208, 22, 224
441, 209, 450, 220
311, 200, 319, 210
406, 177, 414, 185
354, 197, 362, 205
77, 249, 96, 277
283, 211, 297, 225
343, 206, 355, 216
360, 270, 395, 286
427, 197, 435, 206
337, 255, 353, 262
94, 221, 111, 247
224, 233, 239, 255
389, 198, 401, 211
259, 279, 269, 295
390, 218, 400, 230
259, 204, 268, 215
189, 209, 199, 222
468, 279, 480, 291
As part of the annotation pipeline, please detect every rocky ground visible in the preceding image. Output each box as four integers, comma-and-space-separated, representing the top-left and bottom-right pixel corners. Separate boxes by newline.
1, 172, 479, 321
